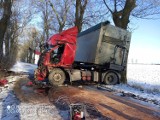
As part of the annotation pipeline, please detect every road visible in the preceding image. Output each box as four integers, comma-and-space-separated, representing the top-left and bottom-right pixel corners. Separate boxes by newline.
13, 77, 160, 120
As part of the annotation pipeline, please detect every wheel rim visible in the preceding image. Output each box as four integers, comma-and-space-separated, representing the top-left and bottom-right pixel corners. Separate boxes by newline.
104, 72, 119, 85
53, 73, 62, 82
107, 75, 114, 82
49, 68, 66, 86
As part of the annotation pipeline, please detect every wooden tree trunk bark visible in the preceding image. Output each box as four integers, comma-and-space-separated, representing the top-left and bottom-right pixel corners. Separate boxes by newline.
0, 0, 12, 58
75, 0, 88, 32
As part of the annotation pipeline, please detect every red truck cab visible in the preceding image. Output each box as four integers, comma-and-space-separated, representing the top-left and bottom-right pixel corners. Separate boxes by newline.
34, 27, 78, 85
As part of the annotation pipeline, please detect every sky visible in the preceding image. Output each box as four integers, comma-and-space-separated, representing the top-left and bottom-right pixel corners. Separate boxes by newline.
128, 18, 160, 64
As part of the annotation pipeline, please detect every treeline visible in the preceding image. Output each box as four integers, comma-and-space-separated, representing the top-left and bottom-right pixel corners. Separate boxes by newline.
0, 0, 32, 69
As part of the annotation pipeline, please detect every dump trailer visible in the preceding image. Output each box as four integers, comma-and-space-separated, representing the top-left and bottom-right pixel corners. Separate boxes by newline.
34, 21, 131, 86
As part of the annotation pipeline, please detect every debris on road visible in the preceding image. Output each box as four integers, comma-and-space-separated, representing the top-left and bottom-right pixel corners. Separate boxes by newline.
0, 79, 8, 86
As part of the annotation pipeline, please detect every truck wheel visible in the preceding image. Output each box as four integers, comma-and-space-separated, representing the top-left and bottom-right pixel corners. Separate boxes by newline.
103, 71, 119, 85
49, 68, 66, 86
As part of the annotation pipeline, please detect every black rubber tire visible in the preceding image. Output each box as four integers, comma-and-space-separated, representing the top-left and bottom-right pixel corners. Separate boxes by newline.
48, 68, 66, 86
103, 71, 119, 85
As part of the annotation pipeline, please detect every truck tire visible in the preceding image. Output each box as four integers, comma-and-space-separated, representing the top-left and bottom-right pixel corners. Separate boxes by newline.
103, 71, 119, 85
49, 68, 66, 86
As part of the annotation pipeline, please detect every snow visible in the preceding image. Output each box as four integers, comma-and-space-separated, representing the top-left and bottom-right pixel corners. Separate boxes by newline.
0, 76, 65, 120
127, 64, 160, 92
0, 62, 63, 120
102, 84, 160, 106
0, 76, 22, 120
34, 55, 39, 64
102, 64, 160, 108
10, 62, 37, 74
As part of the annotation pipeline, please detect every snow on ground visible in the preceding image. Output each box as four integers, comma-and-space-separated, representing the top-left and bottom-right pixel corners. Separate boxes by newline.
0, 62, 67, 119
10, 62, 37, 74
102, 84, 160, 107
127, 64, 160, 92
0, 76, 66, 120
102, 64, 160, 108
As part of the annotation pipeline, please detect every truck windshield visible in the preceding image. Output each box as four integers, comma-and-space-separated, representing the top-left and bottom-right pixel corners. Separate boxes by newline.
40, 43, 56, 51
48, 44, 55, 50
50, 44, 65, 64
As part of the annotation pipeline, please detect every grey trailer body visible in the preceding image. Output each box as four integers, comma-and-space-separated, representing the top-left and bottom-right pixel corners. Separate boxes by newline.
75, 21, 131, 71
70, 21, 131, 84
69, 21, 132, 85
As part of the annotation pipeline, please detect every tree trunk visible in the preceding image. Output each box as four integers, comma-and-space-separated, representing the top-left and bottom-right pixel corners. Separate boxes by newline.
75, 0, 88, 32
0, 0, 12, 58
28, 48, 33, 63
5, 28, 11, 57
59, 24, 64, 32
112, 0, 136, 29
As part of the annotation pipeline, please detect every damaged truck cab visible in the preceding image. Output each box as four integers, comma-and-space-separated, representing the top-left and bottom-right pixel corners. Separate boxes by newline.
34, 21, 131, 86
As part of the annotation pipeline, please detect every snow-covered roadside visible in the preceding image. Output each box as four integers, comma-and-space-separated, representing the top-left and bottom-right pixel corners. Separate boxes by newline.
0, 75, 67, 120
101, 64, 160, 108
127, 64, 160, 92
100, 84, 160, 107
0, 62, 68, 120
0, 76, 23, 120
10, 62, 37, 74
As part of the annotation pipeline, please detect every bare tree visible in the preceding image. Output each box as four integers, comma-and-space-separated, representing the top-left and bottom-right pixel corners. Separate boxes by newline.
35, 0, 107, 35
75, 0, 88, 32
34, 0, 51, 41
19, 27, 41, 63
103, 0, 160, 83
103, 0, 136, 29
0, 0, 33, 69
65, 0, 108, 31
47, 0, 74, 32
0, 0, 12, 58
42, 1, 50, 40
103, 0, 160, 29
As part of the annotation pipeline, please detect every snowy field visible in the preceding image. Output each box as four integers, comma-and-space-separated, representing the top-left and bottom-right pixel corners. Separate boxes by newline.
127, 64, 160, 92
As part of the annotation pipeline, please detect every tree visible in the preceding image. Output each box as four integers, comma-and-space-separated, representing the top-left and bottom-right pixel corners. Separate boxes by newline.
33, 0, 51, 41
75, 0, 88, 32
63, 0, 108, 32
35, 0, 106, 35
0, 0, 33, 70
0, 0, 12, 58
103, 0, 160, 83
103, 0, 136, 29
19, 27, 41, 63
47, 0, 74, 32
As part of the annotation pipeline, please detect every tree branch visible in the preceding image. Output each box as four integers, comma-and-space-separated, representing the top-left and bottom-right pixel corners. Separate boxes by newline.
103, 0, 113, 13
48, 0, 62, 25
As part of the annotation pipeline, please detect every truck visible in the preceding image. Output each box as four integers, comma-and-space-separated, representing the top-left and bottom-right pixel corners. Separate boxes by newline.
34, 21, 131, 87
